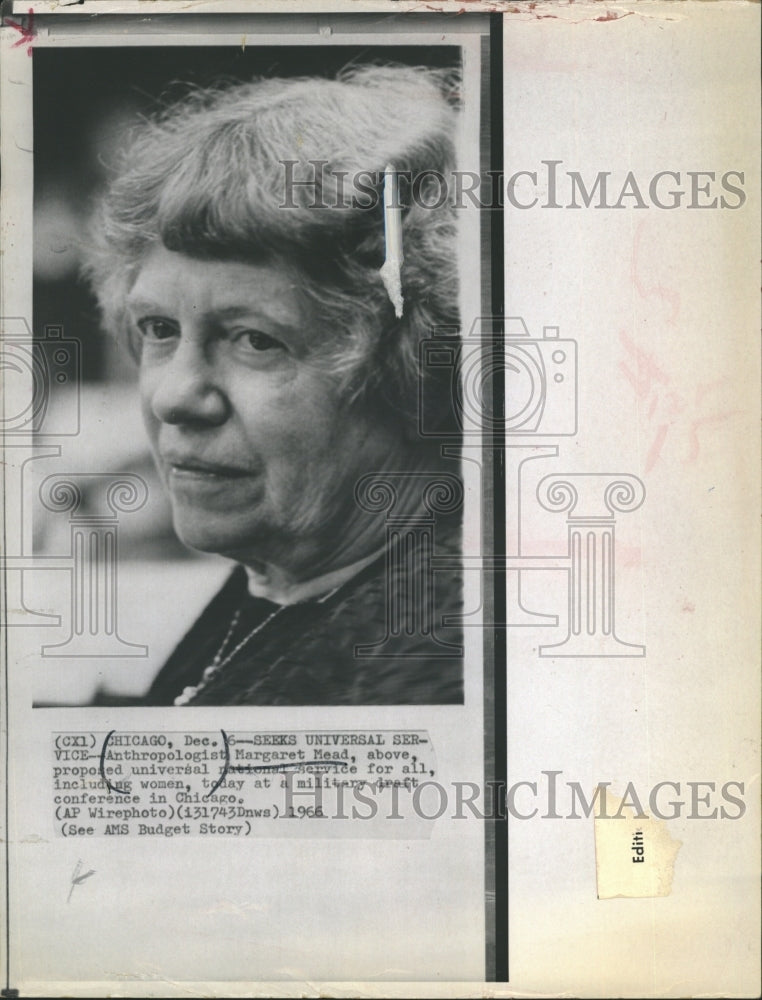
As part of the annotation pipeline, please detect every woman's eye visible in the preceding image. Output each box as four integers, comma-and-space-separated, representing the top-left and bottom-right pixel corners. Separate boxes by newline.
235, 330, 286, 353
136, 317, 179, 341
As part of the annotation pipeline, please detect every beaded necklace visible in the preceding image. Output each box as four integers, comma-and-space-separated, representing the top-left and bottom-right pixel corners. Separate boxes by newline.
173, 582, 344, 706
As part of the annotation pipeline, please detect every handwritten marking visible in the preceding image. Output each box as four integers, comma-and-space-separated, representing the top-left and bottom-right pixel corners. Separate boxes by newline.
619, 330, 740, 473
203, 729, 348, 798
5, 8, 35, 57
67, 859, 96, 903
203, 729, 230, 799
98, 730, 129, 796
97, 730, 352, 803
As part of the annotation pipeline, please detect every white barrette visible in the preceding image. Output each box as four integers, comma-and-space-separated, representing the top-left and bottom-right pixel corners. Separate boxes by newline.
379, 164, 404, 319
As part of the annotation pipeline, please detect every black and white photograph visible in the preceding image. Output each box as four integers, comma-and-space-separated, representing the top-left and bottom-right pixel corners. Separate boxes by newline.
30, 41, 480, 708
1, 2, 760, 997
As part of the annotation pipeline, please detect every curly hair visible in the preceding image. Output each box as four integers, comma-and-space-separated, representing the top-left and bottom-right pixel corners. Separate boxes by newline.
82, 63, 461, 438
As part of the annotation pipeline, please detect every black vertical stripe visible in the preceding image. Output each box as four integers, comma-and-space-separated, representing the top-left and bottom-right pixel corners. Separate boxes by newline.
489, 11, 509, 985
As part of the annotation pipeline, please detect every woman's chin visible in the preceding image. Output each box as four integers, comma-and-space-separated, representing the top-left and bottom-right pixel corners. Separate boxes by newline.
171, 513, 272, 562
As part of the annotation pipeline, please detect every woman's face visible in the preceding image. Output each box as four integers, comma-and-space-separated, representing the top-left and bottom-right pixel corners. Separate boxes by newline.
129, 246, 400, 574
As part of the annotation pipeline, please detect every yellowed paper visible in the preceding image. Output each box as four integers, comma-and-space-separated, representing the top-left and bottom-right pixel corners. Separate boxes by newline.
1, 1, 759, 997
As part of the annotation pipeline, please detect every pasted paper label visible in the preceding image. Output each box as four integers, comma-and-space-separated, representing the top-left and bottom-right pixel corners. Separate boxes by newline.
595, 788, 682, 899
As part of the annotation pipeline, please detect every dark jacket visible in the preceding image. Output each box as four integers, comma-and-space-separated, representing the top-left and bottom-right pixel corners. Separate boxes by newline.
143, 514, 463, 706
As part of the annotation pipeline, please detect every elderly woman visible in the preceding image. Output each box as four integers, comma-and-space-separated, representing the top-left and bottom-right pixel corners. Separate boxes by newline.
84, 64, 464, 706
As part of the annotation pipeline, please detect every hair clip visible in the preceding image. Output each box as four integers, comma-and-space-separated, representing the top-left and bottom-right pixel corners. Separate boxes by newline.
379, 164, 404, 319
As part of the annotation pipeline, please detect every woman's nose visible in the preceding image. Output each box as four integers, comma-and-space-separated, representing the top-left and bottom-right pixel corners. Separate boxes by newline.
147, 344, 230, 426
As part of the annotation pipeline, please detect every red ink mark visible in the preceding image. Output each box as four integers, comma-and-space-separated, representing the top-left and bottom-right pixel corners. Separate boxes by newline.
619, 330, 742, 472
682, 602, 695, 614
6, 7, 35, 56
686, 382, 740, 464
618, 329, 671, 399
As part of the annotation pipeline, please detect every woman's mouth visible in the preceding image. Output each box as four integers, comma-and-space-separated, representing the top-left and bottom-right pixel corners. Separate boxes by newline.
163, 456, 252, 480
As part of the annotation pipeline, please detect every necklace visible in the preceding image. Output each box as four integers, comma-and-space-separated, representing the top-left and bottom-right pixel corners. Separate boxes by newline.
172, 580, 346, 707
173, 603, 287, 706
